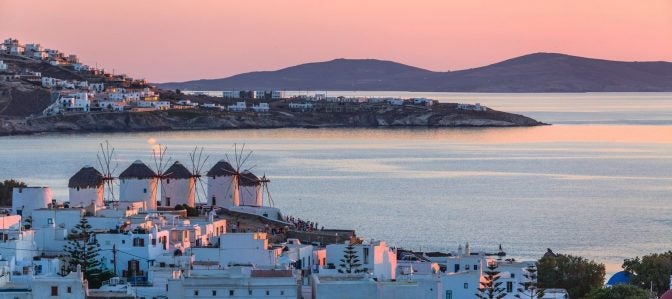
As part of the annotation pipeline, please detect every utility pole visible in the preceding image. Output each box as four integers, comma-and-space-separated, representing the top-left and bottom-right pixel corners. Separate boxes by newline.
112, 244, 117, 275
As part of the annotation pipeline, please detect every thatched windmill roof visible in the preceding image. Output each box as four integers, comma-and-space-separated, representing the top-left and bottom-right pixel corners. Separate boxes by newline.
206, 160, 236, 177
239, 170, 260, 186
119, 160, 157, 179
68, 166, 104, 189
164, 161, 192, 179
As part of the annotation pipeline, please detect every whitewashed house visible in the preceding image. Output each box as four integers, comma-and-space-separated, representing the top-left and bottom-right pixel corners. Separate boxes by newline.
206, 160, 239, 208
68, 166, 104, 207
227, 101, 247, 112
239, 171, 262, 207
167, 266, 299, 299
161, 161, 195, 208
324, 240, 397, 281
0, 60, 7, 71
119, 160, 158, 211
288, 102, 314, 112
251, 102, 270, 113
12, 186, 52, 219
97, 228, 170, 280
89, 82, 105, 92
31, 208, 82, 254
191, 233, 282, 267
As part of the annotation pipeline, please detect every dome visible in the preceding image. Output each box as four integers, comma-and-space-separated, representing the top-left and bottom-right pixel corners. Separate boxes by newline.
207, 160, 236, 177
661, 290, 672, 299
606, 271, 631, 286
163, 161, 193, 179
239, 170, 260, 186
119, 160, 157, 179
68, 166, 104, 189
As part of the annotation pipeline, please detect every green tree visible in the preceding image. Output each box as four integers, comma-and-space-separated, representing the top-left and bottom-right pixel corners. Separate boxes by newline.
476, 261, 506, 299
584, 284, 650, 299
623, 251, 672, 296
537, 254, 605, 299
175, 204, 199, 217
0, 179, 27, 206
515, 265, 545, 299
338, 243, 367, 274
64, 216, 114, 288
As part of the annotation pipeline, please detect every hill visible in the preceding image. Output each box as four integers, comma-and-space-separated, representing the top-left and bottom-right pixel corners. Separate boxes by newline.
158, 53, 672, 92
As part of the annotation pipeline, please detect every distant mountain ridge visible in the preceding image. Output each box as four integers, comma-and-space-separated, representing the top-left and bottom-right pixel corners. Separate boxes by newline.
158, 53, 672, 92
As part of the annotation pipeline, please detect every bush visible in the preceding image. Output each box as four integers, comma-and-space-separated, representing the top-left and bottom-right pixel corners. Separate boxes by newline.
584, 284, 650, 299
0, 179, 27, 206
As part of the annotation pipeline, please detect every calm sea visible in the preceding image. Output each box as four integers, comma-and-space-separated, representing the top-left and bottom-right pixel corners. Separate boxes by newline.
1, 92, 671, 274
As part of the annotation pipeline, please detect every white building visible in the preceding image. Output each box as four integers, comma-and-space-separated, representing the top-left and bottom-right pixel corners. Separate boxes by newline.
68, 166, 104, 207
251, 102, 270, 113
206, 160, 238, 208
227, 101, 247, 112
12, 186, 52, 219
46, 92, 91, 114
167, 266, 299, 299
288, 102, 314, 112
161, 161, 195, 208
119, 160, 158, 211
97, 228, 170, 279
324, 240, 397, 281
191, 233, 281, 267
239, 171, 262, 207
31, 208, 82, 254
0, 60, 7, 71
457, 103, 487, 111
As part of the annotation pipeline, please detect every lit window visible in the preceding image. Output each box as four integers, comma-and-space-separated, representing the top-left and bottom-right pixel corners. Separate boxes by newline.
51, 286, 58, 296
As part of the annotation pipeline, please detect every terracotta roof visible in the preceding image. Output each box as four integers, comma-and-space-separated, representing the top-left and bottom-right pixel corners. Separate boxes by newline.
119, 160, 157, 179
68, 166, 103, 188
206, 160, 236, 177
163, 161, 192, 179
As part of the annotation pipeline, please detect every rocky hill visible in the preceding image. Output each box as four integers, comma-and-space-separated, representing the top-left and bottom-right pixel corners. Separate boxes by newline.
158, 53, 672, 92
0, 104, 544, 136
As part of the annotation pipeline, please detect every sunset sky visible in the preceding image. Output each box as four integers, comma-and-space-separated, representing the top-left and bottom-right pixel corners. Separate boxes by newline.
1, 0, 670, 82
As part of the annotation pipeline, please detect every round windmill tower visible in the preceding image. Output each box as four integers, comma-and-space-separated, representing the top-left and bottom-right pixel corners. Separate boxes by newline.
119, 160, 158, 211
206, 159, 238, 208
239, 170, 262, 207
68, 166, 104, 207
161, 161, 195, 208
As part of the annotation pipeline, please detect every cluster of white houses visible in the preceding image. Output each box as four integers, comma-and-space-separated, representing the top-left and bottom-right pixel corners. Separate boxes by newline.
0, 155, 575, 299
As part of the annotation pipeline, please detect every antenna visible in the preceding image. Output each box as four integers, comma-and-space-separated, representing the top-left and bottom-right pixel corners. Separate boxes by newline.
97, 140, 118, 203
259, 174, 274, 207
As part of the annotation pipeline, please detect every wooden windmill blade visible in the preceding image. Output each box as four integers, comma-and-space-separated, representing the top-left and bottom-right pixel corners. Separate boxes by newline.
152, 144, 171, 209
97, 140, 118, 202
260, 174, 274, 207
189, 146, 211, 206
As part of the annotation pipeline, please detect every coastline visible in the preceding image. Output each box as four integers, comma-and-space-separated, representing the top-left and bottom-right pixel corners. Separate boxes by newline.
0, 104, 547, 137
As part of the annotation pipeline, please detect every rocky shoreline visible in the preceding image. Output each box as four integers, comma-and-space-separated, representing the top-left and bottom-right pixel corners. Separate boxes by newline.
0, 105, 546, 136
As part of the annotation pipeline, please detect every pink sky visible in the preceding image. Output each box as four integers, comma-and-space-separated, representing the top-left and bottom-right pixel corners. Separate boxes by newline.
1, 0, 670, 82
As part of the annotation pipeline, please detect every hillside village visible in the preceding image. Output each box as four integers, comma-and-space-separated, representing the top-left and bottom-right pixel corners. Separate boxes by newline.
0, 38, 496, 122
0, 142, 573, 299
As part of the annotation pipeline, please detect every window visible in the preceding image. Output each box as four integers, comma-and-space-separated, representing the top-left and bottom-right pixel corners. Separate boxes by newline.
67, 287, 72, 293
248, 290, 252, 295
212, 197, 216, 205
143, 188, 147, 193
47, 218, 54, 225
51, 286, 58, 296
474, 265, 478, 270
445, 290, 453, 299
76, 187, 80, 191
152, 238, 157, 246
266, 290, 270, 295
194, 290, 199, 296
506, 281, 513, 293
166, 179, 170, 184
465, 264, 470, 270
166, 197, 171, 206
212, 290, 217, 296
280, 291, 284, 295
133, 238, 145, 247
511, 273, 515, 278
363, 247, 369, 264
229, 290, 234, 296
464, 283, 468, 289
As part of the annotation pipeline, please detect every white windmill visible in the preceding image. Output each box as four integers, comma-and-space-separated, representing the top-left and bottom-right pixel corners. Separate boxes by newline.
96, 141, 119, 207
